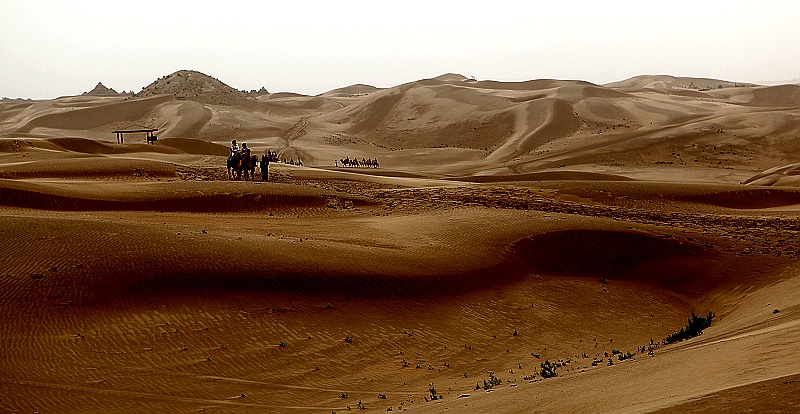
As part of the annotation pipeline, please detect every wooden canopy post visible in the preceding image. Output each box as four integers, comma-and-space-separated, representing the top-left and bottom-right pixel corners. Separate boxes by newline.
112, 128, 158, 145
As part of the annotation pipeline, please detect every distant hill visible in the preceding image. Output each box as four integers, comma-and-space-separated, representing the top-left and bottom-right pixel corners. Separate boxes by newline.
244, 86, 270, 96
432, 73, 470, 82
605, 75, 757, 90
321, 84, 380, 97
83, 82, 119, 96
135, 70, 255, 107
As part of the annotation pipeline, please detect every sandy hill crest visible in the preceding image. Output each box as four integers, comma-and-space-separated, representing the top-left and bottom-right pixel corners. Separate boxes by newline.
606, 75, 757, 90
322, 84, 380, 97
83, 82, 119, 96
134, 70, 255, 107
433, 73, 470, 82
744, 162, 800, 187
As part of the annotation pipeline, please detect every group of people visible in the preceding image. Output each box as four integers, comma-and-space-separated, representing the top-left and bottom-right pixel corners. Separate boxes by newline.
228, 140, 383, 182
228, 139, 306, 182
229, 139, 271, 182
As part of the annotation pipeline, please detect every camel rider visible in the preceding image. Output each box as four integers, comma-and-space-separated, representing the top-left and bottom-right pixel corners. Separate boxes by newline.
241, 143, 251, 159
229, 139, 239, 162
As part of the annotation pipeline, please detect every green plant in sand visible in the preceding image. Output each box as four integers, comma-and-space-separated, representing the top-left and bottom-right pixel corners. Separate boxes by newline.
539, 359, 558, 378
664, 310, 714, 344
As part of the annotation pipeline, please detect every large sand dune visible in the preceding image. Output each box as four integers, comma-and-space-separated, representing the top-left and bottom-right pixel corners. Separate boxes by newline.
1, 71, 800, 413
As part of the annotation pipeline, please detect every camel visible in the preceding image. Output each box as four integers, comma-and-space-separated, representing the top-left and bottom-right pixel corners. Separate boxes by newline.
227, 153, 259, 180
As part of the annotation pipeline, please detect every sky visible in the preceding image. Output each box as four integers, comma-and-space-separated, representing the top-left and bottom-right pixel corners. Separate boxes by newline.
2, 0, 799, 99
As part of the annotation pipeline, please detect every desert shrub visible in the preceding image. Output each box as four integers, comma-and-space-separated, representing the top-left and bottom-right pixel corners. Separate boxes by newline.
483, 372, 502, 389
339, 392, 348, 398
663, 311, 714, 344
279, 341, 287, 347
343, 335, 353, 344
618, 351, 634, 361
640, 338, 659, 354
428, 384, 442, 400
539, 360, 558, 378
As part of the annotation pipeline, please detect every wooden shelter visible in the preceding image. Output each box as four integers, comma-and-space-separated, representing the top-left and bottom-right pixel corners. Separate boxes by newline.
112, 128, 158, 144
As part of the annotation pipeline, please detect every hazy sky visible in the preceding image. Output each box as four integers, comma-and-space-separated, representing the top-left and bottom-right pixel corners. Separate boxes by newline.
2, 0, 799, 99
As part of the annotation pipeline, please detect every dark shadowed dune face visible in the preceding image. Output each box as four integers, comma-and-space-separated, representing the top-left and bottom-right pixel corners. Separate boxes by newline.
512, 229, 715, 292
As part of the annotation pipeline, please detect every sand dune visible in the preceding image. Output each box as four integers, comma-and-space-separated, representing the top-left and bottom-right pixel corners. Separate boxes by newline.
16, 95, 171, 133
2, 168, 797, 413
604, 74, 757, 90
4, 70, 799, 178
2, 71, 800, 413
321, 84, 381, 97
744, 162, 800, 187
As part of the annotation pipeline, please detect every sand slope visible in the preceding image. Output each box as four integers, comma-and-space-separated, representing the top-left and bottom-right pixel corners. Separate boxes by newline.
745, 162, 800, 187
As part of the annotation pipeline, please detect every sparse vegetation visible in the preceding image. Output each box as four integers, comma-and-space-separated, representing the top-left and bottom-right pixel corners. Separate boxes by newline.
639, 338, 659, 355
428, 384, 442, 401
482, 371, 502, 389
664, 310, 714, 344
339, 392, 348, 398
618, 351, 635, 361
539, 360, 558, 378
343, 335, 353, 344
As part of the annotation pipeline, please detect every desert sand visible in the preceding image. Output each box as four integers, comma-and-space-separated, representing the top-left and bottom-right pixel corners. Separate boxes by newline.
1, 71, 800, 413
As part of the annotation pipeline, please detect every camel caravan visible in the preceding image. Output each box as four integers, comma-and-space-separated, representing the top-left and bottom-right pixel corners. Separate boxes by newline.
336, 156, 379, 168
226, 140, 380, 181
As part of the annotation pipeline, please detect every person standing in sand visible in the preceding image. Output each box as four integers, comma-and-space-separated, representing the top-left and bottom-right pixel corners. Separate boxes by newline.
260, 153, 270, 182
